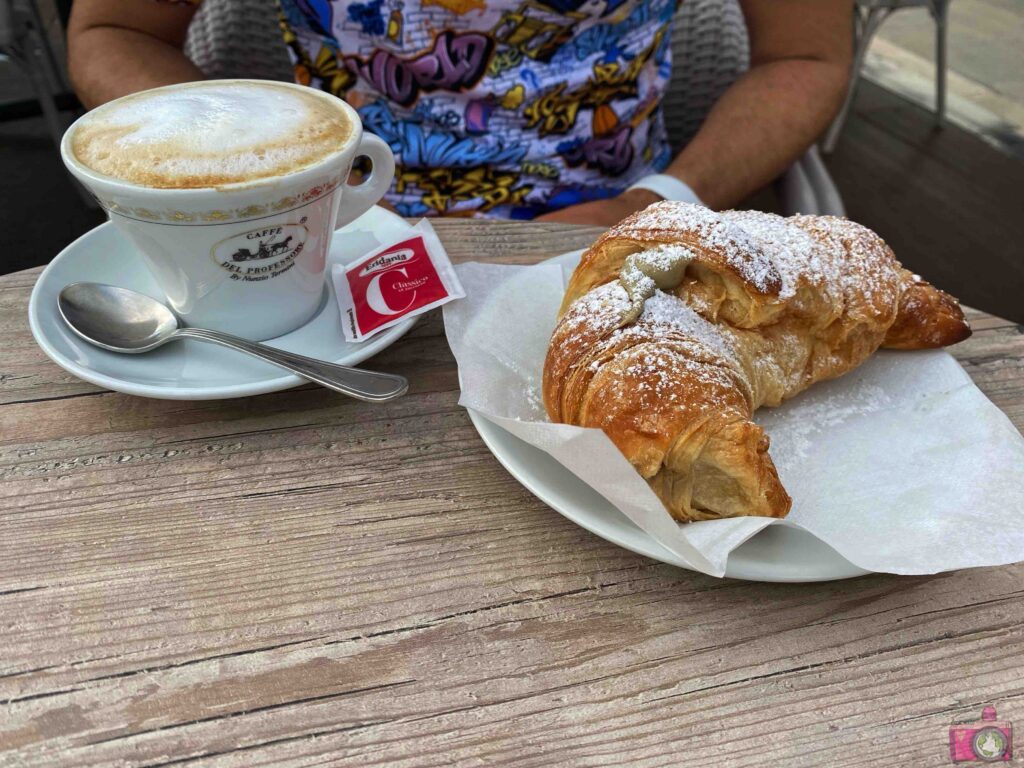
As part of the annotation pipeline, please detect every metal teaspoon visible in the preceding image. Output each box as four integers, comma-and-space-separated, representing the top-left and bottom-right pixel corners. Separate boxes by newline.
58, 282, 409, 402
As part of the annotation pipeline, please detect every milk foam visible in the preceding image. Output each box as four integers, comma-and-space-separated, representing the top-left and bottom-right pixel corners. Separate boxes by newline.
72, 82, 353, 188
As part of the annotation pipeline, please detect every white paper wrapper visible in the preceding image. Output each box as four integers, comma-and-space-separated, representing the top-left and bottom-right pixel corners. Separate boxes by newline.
333, 219, 464, 342
443, 260, 1024, 578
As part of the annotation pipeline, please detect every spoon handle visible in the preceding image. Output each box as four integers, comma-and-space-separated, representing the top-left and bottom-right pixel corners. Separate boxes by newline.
175, 328, 408, 402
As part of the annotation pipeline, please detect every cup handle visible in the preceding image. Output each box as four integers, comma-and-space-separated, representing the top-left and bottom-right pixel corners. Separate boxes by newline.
334, 133, 396, 230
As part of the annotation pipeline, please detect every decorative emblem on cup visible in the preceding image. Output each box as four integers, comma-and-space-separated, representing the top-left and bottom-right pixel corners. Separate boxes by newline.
211, 221, 309, 282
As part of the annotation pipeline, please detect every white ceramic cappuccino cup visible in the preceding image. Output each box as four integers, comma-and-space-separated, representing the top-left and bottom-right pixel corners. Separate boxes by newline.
61, 79, 395, 341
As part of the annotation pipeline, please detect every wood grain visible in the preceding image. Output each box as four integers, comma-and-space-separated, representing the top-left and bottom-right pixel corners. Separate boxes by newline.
2, 220, 1023, 768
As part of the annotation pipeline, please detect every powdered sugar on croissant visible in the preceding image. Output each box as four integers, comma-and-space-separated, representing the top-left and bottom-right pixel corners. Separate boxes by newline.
543, 202, 971, 523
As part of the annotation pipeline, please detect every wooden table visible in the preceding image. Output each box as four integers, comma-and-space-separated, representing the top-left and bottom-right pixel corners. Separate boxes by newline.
2, 220, 1023, 768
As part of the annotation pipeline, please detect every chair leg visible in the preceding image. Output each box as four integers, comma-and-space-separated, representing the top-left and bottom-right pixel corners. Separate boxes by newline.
821, 6, 891, 155
5, 39, 98, 209
24, 0, 69, 92
20, 50, 66, 151
801, 146, 846, 217
931, 0, 950, 125
777, 160, 818, 217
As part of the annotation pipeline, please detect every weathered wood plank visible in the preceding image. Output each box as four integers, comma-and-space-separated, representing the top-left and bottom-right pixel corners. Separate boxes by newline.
3, 566, 1024, 767
2, 221, 1023, 768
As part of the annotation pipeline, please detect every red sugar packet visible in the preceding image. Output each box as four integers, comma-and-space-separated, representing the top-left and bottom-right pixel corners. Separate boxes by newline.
333, 219, 464, 342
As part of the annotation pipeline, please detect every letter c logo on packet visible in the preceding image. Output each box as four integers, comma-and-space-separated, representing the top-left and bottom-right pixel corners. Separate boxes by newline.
365, 267, 416, 316
334, 223, 465, 343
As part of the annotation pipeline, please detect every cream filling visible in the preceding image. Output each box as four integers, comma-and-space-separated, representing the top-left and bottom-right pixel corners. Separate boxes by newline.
617, 244, 696, 324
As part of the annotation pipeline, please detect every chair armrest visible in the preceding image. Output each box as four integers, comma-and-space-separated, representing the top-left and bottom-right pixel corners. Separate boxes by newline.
778, 147, 847, 217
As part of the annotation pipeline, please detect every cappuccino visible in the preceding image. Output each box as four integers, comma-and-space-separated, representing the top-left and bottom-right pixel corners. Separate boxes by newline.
71, 81, 353, 189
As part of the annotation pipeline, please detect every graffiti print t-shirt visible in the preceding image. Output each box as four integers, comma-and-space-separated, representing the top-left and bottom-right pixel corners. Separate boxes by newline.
278, 0, 676, 217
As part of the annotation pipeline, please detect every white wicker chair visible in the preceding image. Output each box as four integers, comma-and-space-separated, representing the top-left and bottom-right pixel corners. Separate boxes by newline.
184, 0, 291, 82
186, 0, 844, 215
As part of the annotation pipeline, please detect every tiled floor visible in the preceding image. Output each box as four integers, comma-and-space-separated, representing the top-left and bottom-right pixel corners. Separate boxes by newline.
868, 0, 1024, 158
824, 82, 1024, 324
878, 0, 1024, 103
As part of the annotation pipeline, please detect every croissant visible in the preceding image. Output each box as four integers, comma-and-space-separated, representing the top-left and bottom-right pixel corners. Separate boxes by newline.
542, 202, 971, 522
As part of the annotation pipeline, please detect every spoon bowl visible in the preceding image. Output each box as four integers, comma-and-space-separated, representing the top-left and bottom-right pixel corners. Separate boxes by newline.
59, 283, 180, 353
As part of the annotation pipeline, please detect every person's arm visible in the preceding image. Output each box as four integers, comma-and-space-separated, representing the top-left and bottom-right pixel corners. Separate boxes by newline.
67, 0, 204, 109
538, 0, 853, 224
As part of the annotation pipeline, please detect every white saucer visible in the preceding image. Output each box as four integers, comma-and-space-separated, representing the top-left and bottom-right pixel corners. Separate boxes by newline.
468, 410, 869, 583
29, 206, 416, 400
464, 249, 871, 583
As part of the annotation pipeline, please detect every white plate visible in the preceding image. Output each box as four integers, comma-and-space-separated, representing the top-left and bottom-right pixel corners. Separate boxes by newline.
465, 249, 871, 583
28, 206, 416, 400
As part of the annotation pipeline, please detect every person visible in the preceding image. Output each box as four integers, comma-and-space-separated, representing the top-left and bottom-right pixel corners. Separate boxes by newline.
66, 0, 851, 224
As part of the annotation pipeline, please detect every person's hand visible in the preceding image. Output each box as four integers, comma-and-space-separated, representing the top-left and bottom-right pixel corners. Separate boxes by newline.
535, 188, 662, 226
